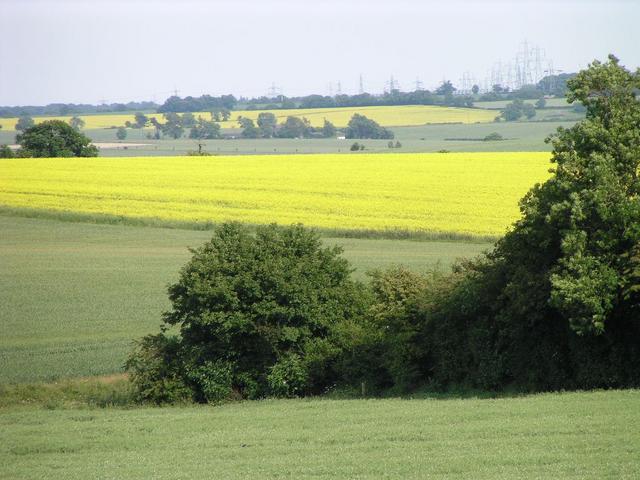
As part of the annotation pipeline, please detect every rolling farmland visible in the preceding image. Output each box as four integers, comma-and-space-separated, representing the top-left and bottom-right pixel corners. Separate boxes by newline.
0, 104, 497, 131
0, 152, 551, 237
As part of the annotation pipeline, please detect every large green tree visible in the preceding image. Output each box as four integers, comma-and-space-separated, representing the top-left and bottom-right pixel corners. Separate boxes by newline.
419, 55, 640, 390
17, 120, 98, 157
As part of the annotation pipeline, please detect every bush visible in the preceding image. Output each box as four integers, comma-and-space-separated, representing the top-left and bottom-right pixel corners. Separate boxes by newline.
127, 223, 370, 403
267, 354, 309, 397
125, 334, 191, 404
483, 132, 504, 141
0, 144, 14, 158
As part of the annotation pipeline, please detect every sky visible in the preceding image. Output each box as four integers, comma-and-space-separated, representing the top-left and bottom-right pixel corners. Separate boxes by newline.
0, 0, 639, 106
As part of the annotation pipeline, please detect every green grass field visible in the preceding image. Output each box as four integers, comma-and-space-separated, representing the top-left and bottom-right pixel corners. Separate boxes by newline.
0, 216, 490, 383
0, 118, 578, 156
1, 390, 639, 479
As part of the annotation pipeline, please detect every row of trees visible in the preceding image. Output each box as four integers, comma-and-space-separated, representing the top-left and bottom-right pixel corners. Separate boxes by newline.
0, 101, 157, 118
1, 73, 575, 121
239, 113, 393, 140
158, 95, 237, 113
238, 114, 335, 139
126, 56, 640, 404
499, 98, 538, 121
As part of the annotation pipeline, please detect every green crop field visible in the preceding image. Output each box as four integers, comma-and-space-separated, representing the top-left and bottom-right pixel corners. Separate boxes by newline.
0, 216, 490, 383
1, 390, 639, 479
0, 110, 581, 158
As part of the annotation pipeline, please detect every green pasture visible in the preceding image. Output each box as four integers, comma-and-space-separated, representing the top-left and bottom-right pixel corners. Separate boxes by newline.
0, 216, 490, 383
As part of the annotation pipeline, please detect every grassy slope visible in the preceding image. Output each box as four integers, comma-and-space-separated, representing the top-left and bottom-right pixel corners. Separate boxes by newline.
1, 390, 639, 479
0, 216, 490, 383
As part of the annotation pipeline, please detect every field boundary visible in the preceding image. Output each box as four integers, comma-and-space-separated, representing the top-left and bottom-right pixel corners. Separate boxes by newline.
0, 206, 500, 243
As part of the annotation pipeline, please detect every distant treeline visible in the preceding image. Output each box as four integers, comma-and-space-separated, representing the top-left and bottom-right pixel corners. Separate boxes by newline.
0, 73, 574, 118
0, 101, 158, 118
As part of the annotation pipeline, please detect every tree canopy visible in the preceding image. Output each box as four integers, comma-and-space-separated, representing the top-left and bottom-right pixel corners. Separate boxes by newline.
127, 223, 369, 403
345, 114, 394, 139
16, 120, 98, 157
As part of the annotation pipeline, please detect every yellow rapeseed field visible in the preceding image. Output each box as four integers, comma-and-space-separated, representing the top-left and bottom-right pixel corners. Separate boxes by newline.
0, 105, 496, 131
0, 153, 551, 236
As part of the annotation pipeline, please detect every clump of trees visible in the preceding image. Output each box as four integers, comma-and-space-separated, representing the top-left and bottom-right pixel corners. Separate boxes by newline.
140, 113, 222, 140
0, 101, 158, 118
127, 56, 640, 404
345, 114, 393, 139
499, 99, 536, 121
15, 120, 98, 157
158, 94, 237, 113
239, 114, 338, 139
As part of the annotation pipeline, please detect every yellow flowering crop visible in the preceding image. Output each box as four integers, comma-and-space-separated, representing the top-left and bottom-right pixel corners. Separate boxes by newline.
0, 105, 495, 131
0, 152, 551, 236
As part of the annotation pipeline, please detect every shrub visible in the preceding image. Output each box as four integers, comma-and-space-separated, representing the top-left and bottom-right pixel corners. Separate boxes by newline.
125, 334, 191, 404
483, 132, 504, 141
127, 223, 370, 403
0, 144, 14, 158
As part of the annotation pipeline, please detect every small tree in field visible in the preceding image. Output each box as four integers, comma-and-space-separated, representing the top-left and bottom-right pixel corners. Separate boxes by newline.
15, 116, 35, 132
116, 127, 127, 140
69, 116, 85, 131
17, 120, 98, 157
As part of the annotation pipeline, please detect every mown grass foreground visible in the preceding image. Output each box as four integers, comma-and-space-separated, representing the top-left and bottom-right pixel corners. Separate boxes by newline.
1, 390, 638, 479
0, 152, 551, 237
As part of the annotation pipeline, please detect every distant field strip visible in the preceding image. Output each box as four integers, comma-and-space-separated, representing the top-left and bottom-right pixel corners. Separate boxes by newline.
0, 105, 496, 130
0, 153, 551, 236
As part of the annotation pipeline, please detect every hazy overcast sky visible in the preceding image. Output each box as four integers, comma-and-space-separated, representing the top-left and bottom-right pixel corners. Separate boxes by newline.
1, 0, 638, 106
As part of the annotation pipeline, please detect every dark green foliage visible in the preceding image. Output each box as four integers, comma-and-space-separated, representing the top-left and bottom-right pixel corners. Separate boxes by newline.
158, 94, 237, 113
188, 118, 221, 139
181, 112, 197, 128
535, 97, 547, 109
125, 334, 191, 404
321, 119, 337, 138
277, 116, 310, 138
161, 112, 185, 139
16, 120, 98, 157
345, 114, 394, 139
0, 144, 14, 158
435, 81, 456, 96
127, 223, 369, 403
413, 55, 640, 391
483, 132, 504, 141
239, 117, 259, 138
500, 99, 537, 121
257, 112, 278, 138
